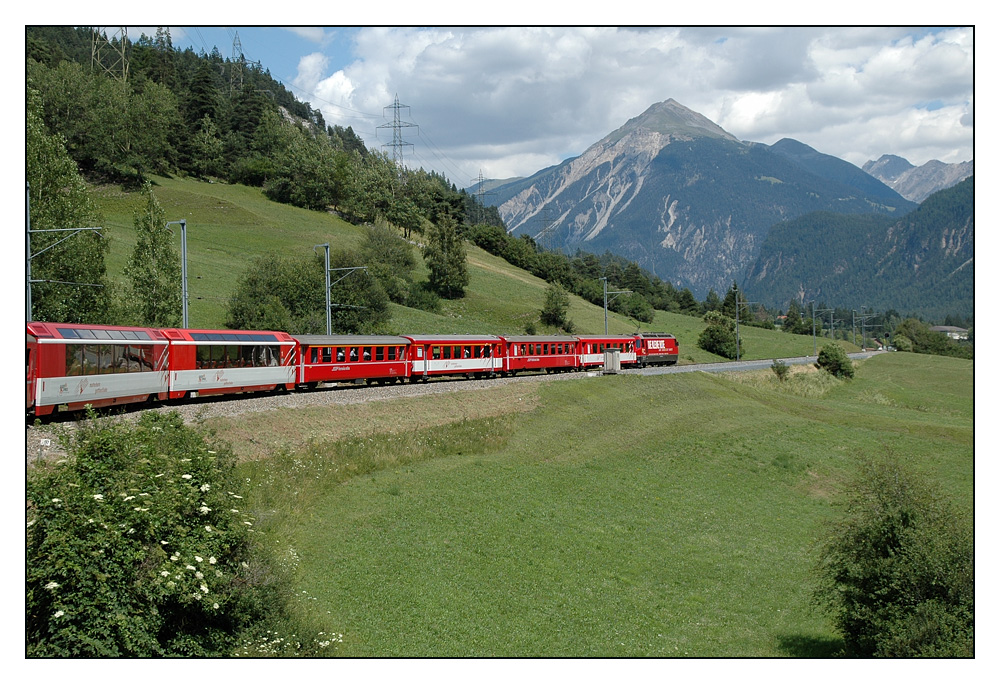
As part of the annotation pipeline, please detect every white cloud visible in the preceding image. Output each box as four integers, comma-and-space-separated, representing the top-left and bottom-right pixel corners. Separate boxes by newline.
302, 27, 972, 182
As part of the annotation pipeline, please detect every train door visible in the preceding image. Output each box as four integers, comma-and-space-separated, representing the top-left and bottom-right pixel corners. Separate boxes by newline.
26, 337, 36, 411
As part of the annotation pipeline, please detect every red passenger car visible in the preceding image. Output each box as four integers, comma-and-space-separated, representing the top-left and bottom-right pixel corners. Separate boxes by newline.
295, 335, 411, 387
574, 335, 638, 369
26, 322, 169, 417
501, 335, 580, 375
633, 332, 679, 366
402, 335, 503, 381
162, 328, 296, 399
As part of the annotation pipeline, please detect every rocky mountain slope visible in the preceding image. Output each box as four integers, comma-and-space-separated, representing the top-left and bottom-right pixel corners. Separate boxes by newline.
863, 154, 973, 203
487, 99, 915, 297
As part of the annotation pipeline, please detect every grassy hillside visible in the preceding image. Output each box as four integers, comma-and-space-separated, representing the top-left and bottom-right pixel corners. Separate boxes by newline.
92, 176, 854, 361
218, 352, 971, 656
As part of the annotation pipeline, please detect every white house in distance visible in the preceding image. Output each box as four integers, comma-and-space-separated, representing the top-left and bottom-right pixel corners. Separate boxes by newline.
929, 326, 969, 340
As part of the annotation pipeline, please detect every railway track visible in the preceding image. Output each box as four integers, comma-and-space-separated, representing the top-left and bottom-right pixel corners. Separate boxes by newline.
26, 351, 885, 464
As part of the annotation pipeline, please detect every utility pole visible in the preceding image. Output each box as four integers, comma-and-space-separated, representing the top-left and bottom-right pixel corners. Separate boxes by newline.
315, 243, 367, 335
734, 296, 759, 362
600, 277, 631, 335
809, 304, 834, 356
165, 221, 189, 328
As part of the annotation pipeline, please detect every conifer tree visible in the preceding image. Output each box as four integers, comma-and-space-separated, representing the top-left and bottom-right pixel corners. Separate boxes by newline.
123, 182, 182, 327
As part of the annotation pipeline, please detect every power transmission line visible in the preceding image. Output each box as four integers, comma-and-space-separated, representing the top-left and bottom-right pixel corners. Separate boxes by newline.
377, 94, 418, 170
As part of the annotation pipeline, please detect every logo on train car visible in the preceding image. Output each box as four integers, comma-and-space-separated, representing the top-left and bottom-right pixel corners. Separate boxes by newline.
648, 339, 667, 350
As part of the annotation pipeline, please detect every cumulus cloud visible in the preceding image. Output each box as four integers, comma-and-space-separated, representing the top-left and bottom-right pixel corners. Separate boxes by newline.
302, 26, 972, 182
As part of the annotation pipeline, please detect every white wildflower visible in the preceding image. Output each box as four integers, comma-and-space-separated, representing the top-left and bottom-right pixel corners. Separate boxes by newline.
199, 506, 210, 515
205, 525, 213, 532
160, 571, 170, 577
54, 610, 64, 618
186, 565, 196, 571
44, 581, 60, 590
200, 584, 209, 593
92, 494, 104, 500
195, 572, 204, 579
200, 484, 211, 492
181, 474, 192, 480
209, 557, 217, 565
195, 556, 203, 562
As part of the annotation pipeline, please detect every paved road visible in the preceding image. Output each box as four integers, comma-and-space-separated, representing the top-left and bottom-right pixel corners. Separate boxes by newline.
623, 350, 886, 377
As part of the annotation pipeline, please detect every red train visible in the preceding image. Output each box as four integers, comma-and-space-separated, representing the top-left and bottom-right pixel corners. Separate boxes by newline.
26, 322, 677, 417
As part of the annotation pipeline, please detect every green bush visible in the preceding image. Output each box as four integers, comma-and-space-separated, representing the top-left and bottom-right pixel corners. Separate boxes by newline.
26, 412, 288, 656
697, 310, 742, 359
770, 359, 790, 381
816, 343, 854, 379
814, 453, 973, 657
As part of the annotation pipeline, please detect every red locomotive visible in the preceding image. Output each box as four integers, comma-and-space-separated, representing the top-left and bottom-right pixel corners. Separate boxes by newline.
634, 332, 679, 367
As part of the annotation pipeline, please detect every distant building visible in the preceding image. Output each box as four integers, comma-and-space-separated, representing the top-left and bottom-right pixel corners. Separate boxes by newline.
929, 326, 969, 340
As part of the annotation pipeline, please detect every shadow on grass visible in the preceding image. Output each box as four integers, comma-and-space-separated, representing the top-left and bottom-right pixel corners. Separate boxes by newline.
776, 633, 844, 658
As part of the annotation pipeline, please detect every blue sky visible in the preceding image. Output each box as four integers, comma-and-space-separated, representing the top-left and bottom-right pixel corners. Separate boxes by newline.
147, 25, 973, 187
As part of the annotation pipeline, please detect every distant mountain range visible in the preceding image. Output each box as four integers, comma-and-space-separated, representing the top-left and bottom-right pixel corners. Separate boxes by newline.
863, 154, 973, 203
744, 176, 973, 319
483, 99, 918, 298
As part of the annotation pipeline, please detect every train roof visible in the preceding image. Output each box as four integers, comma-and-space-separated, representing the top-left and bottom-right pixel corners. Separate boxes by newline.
26, 321, 167, 342
501, 335, 578, 343
573, 334, 636, 340
401, 334, 502, 342
162, 328, 294, 343
295, 335, 411, 346
635, 332, 676, 339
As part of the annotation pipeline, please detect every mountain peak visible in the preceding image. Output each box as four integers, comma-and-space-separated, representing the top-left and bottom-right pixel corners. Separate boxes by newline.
604, 99, 739, 145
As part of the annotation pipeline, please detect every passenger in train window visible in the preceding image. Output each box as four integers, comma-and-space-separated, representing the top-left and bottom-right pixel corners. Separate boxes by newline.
337, 348, 345, 362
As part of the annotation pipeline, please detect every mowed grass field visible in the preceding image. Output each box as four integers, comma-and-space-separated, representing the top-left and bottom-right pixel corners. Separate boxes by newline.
218, 352, 973, 657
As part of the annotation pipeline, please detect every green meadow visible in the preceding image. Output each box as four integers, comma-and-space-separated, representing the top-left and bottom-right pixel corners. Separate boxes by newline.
221, 352, 972, 657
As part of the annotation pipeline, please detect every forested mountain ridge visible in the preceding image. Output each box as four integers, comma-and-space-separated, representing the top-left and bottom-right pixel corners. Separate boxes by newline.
486, 99, 915, 297
743, 176, 973, 320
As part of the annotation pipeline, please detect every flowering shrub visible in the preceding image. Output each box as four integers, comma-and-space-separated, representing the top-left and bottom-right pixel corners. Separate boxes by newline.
26, 412, 286, 656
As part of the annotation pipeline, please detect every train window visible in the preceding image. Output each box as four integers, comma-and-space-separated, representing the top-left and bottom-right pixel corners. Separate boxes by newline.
375, 347, 384, 362
387, 346, 396, 361
431, 346, 440, 360
349, 348, 358, 362
463, 346, 471, 359
66, 345, 81, 375
336, 348, 345, 362
321, 347, 331, 363
443, 346, 452, 360
485, 345, 491, 358
310, 347, 318, 364
362, 347, 371, 361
